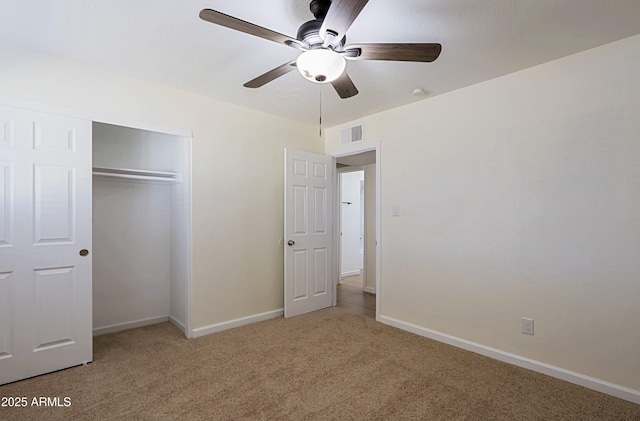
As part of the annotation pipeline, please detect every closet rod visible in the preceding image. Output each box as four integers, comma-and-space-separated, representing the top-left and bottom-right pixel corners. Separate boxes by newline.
92, 167, 178, 182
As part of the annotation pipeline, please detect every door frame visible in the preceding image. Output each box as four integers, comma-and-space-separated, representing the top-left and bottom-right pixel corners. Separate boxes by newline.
0, 96, 194, 338
331, 142, 381, 321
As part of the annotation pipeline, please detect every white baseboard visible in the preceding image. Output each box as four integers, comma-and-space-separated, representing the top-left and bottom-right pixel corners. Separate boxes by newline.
93, 316, 169, 336
379, 315, 640, 405
364, 286, 376, 294
190, 309, 283, 339
341, 270, 361, 277
168, 315, 185, 334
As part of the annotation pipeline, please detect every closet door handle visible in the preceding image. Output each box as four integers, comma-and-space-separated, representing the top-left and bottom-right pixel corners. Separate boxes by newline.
287, 240, 295, 246
79, 249, 89, 257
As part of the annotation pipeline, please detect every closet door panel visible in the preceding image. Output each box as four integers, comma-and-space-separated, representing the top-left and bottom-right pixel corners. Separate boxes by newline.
33, 165, 75, 244
0, 271, 11, 359
0, 162, 11, 247
0, 105, 92, 385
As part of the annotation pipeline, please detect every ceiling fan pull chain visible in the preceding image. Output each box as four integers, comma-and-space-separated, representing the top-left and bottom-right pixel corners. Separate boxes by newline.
319, 85, 323, 137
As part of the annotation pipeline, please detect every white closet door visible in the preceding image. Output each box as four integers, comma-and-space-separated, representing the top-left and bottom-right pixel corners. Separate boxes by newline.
0, 105, 92, 385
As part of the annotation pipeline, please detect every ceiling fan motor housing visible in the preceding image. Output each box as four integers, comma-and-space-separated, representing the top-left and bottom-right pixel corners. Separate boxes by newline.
297, 0, 346, 50
310, 0, 331, 19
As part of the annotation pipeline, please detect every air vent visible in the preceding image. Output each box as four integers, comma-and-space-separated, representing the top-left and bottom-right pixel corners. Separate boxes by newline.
340, 123, 363, 145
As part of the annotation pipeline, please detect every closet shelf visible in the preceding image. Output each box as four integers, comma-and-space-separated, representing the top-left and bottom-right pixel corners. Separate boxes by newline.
92, 167, 179, 183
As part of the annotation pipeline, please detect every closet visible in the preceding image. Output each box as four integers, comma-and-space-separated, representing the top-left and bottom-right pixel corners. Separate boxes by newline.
92, 122, 190, 337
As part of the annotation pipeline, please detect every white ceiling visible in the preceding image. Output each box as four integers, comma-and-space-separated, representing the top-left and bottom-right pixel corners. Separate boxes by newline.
1, 0, 640, 127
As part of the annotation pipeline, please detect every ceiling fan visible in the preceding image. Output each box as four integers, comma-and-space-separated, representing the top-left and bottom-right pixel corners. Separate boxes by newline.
199, 0, 442, 99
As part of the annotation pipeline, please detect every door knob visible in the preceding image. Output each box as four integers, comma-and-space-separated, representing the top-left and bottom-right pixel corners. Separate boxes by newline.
79, 249, 89, 257
287, 240, 295, 246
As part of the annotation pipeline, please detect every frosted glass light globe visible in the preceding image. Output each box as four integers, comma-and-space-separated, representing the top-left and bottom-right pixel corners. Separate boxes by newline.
296, 49, 346, 84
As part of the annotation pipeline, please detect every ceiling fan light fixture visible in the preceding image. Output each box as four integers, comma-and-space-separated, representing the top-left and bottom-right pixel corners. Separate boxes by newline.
296, 49, 346, 84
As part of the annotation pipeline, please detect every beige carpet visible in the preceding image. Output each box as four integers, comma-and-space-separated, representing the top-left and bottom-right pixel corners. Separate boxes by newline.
1, 307, 639, 420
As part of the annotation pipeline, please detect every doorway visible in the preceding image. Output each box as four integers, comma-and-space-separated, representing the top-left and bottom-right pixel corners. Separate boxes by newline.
334, 149, 377, 318
340, 169, 364, 281
283, 146, 379, 320
92, 122, 192, 337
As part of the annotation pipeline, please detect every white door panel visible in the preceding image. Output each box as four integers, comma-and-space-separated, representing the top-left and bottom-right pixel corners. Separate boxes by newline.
0, 271, 11, 360
284, 149, 333, 318
0, 105, 92, 385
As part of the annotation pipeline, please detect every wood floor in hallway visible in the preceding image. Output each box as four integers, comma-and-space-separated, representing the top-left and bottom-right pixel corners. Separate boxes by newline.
336, 274, 376, 318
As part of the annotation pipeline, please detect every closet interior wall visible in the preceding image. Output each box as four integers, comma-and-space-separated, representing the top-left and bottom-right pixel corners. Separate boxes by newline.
92, 122, 188, 336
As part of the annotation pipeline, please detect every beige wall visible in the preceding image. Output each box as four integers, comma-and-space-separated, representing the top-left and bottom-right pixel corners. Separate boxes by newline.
0, 42, 323, 329
325, 35, 640, 392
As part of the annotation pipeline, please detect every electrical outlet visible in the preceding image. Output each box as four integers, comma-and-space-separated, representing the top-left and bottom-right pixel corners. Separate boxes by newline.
521, 318, 534, 335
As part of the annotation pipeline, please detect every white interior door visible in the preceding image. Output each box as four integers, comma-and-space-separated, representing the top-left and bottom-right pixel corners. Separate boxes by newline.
284, 149, 333, 318
0, 105, 92, 385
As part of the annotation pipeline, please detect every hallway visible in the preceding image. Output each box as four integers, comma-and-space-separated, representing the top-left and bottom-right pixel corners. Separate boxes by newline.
336, 274, 375, 318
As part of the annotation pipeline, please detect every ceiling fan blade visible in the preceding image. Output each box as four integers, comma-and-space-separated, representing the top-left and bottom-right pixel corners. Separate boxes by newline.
331, 71, 359, 99
243, 60, 297, 88
320, 0, 369, 45
344, 43, 442, 62
200, 9, 304, 49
